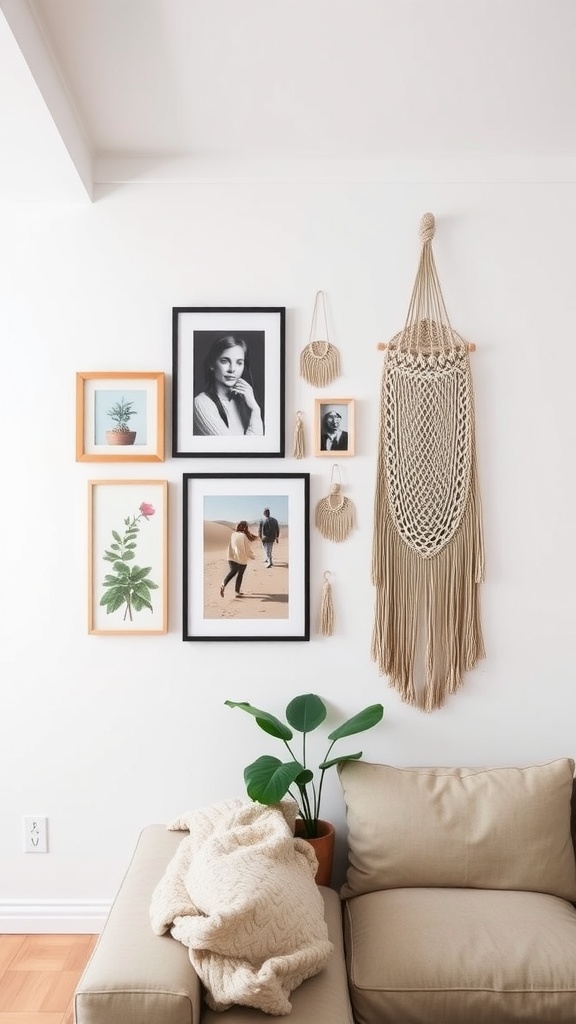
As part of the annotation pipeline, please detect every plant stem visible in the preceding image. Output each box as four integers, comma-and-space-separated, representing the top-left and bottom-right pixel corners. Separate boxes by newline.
315, 739, 336, 822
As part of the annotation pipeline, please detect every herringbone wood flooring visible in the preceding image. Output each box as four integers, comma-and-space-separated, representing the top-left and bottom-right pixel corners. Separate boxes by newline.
0, 934, 97, 1024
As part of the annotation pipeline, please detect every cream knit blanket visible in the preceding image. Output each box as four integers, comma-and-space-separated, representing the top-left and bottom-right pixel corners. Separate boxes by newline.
149, 799, 333, 1015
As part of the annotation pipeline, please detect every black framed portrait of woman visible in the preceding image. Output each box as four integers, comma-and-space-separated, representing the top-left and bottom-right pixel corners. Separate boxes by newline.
173, 307, 285, 458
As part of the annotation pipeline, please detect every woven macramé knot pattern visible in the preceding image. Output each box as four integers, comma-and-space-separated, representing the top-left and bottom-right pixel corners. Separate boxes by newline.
384, 350, 473, 558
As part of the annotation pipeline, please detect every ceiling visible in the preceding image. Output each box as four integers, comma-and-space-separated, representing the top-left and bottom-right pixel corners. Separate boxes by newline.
1, 0, 576, 201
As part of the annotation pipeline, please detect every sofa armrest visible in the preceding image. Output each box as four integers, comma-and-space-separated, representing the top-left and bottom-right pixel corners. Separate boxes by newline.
75, 824, 202, 1024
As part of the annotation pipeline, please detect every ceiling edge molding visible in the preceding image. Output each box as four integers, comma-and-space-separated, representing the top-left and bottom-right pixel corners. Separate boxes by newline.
94, 155, 576, 187
0, 0, 93, 200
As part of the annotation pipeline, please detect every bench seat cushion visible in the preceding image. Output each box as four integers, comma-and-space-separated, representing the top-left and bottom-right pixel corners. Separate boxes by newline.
344, 887, 576, 1024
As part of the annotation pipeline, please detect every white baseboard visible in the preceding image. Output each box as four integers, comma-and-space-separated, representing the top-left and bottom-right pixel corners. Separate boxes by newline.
0, 900, 110, 933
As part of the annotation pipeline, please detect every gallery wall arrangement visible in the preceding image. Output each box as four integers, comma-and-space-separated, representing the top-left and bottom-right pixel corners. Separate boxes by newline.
76, 292, 360, 647
75, 216, 483, 717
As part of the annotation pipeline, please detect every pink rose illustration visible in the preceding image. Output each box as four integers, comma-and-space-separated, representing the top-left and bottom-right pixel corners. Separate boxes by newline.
100, 502, 159, 621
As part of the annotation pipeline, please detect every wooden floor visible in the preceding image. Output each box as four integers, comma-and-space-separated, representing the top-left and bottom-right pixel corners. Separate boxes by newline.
0, 934, 97, 1024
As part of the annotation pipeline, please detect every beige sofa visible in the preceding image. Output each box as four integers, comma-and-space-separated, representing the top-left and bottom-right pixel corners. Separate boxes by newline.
339, 758, 576, 1023
76, 758, 576, 1024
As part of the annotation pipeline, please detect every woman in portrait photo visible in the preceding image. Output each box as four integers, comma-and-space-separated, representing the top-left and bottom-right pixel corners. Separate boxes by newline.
193, 334, 264, 436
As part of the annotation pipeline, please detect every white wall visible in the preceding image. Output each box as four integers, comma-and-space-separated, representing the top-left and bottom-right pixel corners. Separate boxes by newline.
1, 165, 575, 929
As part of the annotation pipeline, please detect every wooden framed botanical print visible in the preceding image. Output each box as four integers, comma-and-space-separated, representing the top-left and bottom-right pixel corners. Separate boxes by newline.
76, 372, 164, 462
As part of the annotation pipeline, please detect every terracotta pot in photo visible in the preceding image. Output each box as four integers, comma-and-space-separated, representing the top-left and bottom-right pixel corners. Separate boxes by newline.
106, 430, 137, 446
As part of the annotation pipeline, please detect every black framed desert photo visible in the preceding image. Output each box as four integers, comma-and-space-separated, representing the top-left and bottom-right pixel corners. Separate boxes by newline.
172, 307, 285, 457
183, 473, 309, 641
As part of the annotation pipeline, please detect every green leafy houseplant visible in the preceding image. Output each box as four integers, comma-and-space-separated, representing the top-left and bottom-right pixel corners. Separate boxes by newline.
225, 693, 384, 838
106, 396, 136, 434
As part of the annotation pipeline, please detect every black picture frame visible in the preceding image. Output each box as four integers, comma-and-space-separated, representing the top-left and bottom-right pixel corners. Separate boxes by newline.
172, 307, 285, 458
183, 472, 310, 641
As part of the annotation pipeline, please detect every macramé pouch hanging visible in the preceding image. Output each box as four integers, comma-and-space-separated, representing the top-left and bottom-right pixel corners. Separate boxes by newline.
316, 465, 355, 542
300, 290, 341, 387
372, 213, 485, 712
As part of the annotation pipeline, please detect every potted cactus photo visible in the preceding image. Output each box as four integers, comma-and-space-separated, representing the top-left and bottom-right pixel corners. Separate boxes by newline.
105, 396, 137, 446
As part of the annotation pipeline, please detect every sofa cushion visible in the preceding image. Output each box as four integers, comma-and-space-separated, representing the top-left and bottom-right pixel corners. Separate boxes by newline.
344, 887, 576, 1024
339, 759, 576, 900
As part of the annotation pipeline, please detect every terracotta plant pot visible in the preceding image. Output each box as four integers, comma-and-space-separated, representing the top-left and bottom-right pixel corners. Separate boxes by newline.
106, 430, 137, 446
295, 819, 335, 887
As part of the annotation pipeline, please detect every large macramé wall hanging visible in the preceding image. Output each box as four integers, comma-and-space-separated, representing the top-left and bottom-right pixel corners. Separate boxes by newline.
372, 213, 485, 711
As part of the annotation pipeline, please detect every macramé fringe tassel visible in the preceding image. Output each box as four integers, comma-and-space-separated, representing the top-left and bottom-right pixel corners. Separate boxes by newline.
300, 341, 341, 388
315, 484, 355, 542
371, 463, 485, 712
319, 572, 334, 636
293, 411, 305, 458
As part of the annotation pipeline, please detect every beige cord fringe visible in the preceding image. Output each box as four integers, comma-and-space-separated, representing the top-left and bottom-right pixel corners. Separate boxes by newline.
319, 571, 335, 636
300, 290, 341, 387
315, 483, 355, 541
372, 213, 485, 711
316, 466, 355, 541
293, 411, 305, 458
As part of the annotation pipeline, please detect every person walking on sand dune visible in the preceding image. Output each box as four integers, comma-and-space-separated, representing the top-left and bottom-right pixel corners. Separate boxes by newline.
220, 521, 257, 598
258, 507, 280, 568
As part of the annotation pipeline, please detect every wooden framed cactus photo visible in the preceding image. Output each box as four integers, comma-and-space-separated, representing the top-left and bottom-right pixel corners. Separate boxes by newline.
76, 371, 165, 462
88, 479, 168, 635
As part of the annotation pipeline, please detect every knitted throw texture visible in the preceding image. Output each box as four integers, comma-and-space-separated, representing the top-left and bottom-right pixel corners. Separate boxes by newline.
372, 214, 485, 711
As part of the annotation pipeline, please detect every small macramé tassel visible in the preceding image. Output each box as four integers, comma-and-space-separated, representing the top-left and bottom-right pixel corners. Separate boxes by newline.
300, 290, 341, 388
315, 466, 355, 542
293, 411, 305, 459
319, 571, 335, 636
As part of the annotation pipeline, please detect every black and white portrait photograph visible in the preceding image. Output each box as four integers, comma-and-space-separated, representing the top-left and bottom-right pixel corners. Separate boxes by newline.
314, 398, 355, 457
173, 307, 285, 458
192, 330, 265, 438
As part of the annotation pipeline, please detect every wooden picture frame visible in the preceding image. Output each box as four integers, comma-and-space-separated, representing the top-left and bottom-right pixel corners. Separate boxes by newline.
76, 371, 165, 462
172, 307, 285, 458
183, 473, 309, 641
314, 398, 355, 456
88, 479, 168, 635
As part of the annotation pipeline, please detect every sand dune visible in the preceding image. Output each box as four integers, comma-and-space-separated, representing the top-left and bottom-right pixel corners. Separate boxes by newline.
202, 522, 289, 620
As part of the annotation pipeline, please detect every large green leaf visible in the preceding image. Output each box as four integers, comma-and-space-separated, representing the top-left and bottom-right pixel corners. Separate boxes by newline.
100, 586, 127, 605
328, 704, 384, 741
225, 700, 292, 740
286, 693, 326, 734
319, 751, 363, 770
244, 755, 304, 804
102, 591, 127, 614
129, 565, 152, 582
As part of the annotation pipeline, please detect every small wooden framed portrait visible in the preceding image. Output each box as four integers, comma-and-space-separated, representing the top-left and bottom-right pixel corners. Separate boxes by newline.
172, 307, 286, 458
314, 398, 355, 457
88, 479, 168, 635
76, 371, 165, 462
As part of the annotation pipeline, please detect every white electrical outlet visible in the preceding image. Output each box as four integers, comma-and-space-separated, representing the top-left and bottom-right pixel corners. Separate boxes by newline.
23, 816, 48, 853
